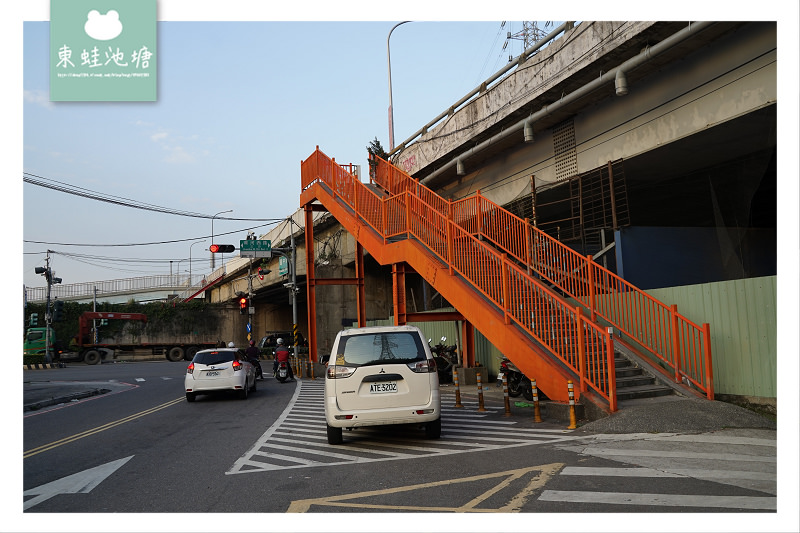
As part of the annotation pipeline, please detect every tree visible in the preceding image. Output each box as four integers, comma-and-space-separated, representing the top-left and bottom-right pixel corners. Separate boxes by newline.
366, 137, 388, 180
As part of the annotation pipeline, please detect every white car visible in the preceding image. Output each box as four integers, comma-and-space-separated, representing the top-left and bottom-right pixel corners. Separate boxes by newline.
185, 348, 257, 402
324, 325, 441, 444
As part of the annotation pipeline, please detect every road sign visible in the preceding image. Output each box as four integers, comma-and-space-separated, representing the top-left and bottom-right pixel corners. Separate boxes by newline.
246, 323, 252, 333
240, 239, 272, 258
279, 255, 288, 275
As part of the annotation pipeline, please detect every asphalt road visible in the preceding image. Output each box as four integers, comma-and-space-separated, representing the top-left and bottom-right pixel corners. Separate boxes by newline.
18, 361, 789, 532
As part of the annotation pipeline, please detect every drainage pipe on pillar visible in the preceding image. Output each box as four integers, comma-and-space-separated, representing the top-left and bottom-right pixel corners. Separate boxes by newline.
420, 21, 715, 188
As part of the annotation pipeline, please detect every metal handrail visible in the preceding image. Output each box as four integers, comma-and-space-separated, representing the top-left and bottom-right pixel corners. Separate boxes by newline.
368, 153, 714, 400
303, 147, 618, 410
25, 274, 201, 302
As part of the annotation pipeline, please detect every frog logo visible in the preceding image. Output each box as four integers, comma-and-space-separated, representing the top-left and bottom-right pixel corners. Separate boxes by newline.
84, 9, 123, 41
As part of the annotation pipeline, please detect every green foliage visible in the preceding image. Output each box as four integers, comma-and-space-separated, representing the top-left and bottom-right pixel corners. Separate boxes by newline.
366, 137, 388, 179
23, 299, 225, 344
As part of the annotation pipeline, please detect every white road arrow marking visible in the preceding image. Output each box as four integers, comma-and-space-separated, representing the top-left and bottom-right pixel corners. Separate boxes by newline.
135, 378, 146, 382
23, 455, 134, 510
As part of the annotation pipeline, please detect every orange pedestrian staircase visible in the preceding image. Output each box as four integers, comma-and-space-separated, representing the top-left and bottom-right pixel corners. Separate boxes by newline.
300, 147, 714, 412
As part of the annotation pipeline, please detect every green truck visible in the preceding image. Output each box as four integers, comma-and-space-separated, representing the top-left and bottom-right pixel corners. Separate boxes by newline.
23, 326, 61, 358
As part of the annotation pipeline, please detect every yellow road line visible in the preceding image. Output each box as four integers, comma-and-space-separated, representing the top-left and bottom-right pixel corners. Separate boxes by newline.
24, 397, 185, 458
287, 463, 565, 513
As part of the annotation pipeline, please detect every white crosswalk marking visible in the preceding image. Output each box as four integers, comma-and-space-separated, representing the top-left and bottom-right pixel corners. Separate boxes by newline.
227, 381, 575, 474
542, 430, 777, 509
538, 490, 776, 510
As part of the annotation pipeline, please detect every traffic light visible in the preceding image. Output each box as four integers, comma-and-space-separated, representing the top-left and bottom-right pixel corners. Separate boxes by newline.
210, 244, 235, 253
53, 300, 65, 322
29, 313, 38, 327
239, 297, 248, 314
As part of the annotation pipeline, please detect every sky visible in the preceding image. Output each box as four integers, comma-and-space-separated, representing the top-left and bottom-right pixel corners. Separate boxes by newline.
19, 9, 553, 291
14, 2, 798, 295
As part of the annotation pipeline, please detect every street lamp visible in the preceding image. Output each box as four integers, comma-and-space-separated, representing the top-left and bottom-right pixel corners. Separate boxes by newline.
211, 209, 232, 270
387, 21, 411, 151
189, 239, 206, 286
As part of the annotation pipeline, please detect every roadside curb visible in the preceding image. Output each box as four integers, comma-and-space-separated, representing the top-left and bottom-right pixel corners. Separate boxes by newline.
23, 363, 67, 370
24, 388, 110, 412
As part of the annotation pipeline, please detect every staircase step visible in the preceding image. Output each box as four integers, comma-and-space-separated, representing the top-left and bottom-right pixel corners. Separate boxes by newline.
616, 384, 674, 401
615, 366, 645, 378
614, 375, 656, 389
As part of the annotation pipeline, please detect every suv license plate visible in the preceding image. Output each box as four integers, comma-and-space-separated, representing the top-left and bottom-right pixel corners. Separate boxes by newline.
369, 382, 397, 394
205, 371, 220, 377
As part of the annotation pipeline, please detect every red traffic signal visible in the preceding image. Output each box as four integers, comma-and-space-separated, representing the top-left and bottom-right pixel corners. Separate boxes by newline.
239, 297, 248, 314
210, 244, 235, 253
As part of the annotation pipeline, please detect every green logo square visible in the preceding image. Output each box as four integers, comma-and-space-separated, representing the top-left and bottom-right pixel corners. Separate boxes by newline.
50, 0, 157, 101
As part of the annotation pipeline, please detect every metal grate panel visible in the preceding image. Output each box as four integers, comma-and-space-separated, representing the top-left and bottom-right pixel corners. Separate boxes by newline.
553, 119, 578, 181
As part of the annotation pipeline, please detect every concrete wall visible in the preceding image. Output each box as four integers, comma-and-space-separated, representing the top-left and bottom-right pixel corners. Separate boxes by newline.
431, 22, 776, 207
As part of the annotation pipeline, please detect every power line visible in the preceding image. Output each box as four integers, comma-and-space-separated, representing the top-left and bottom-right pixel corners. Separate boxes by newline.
23, 172, 282, 222
23, 222, 279, 247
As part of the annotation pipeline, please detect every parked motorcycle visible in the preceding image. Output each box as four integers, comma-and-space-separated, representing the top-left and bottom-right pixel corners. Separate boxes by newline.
497, 356, 533, 401
429, 337, 458, 384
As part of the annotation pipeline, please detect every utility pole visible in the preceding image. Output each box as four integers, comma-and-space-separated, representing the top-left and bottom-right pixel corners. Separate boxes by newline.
290, 225, 298, 360
247, 259, 254, 343
272, 226, 299, 359
34, 251, 62, 363
44, 253, 52, 363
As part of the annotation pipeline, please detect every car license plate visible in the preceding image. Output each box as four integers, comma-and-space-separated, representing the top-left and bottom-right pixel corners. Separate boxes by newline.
206, 371, 220, 377
369, 382, 397, 394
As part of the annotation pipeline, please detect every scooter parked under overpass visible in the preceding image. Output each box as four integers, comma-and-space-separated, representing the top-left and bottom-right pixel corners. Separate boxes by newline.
497, 355, 533, 401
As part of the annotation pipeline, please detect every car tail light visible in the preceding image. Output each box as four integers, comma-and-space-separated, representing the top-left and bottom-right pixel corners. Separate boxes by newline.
326, 365, 355, 379
187, 363, 194, 374
232, 360, 242, 371
407, 358, 437, 373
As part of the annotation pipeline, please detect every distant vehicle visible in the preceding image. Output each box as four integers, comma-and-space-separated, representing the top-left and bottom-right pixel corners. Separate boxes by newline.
258, 331, 295, 352
23, 312, 219, 364
324, 325, 441, 445
184, 348, 257, 402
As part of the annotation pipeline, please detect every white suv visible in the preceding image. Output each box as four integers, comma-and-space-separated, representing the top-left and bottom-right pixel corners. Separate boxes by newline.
324, 325, 441, 444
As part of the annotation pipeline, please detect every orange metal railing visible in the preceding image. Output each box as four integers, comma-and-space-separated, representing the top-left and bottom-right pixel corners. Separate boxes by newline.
368, 153, 714, 400
303, 147, 619, 411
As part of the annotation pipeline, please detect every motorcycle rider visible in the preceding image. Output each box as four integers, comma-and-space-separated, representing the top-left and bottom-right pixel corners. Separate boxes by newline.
273, 338, 295, 381
244, 339, 264, 379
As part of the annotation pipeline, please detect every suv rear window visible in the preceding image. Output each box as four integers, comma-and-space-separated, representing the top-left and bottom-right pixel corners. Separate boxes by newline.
338, 331, 426, 366
193, 350, 236, 365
